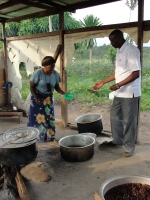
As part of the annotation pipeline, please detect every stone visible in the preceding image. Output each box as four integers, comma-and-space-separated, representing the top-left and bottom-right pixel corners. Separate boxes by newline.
20, 162, 53, 183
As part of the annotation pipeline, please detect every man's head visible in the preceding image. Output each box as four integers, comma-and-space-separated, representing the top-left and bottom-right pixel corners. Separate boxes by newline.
109, 29, 125, 49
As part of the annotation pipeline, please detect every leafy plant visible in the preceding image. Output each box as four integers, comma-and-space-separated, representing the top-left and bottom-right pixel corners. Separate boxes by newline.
79, 14, 102, 71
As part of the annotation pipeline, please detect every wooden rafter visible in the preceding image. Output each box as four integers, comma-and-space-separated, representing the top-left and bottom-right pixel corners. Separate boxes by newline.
10, 0, 53, 10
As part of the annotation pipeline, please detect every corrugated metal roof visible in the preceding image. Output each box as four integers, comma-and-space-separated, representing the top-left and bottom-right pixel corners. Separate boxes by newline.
0, 0, 121, 22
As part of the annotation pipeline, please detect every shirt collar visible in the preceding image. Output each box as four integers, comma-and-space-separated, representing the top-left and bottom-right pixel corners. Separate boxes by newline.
118, 41, 128, 53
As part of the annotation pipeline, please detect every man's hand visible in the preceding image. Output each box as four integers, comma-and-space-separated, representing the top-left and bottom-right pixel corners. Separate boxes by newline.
109, 84, 119, 91
93, 81, 104, 90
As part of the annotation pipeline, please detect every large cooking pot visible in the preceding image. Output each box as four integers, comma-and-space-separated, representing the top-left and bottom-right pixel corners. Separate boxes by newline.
76, 113, 103, 135
99, 176, 150, 200
0, 127, 38, 166
0, 141, 38, 166
59, 135, 95, 162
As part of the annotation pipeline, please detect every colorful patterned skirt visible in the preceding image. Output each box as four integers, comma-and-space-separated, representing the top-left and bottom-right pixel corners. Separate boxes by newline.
27, 92, 56, 142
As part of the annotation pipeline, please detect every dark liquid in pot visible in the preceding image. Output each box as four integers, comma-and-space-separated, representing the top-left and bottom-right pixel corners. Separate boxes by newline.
67, 145, 83, 148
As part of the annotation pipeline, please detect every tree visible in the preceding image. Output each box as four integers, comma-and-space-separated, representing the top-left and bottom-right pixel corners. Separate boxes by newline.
51, 12, 81, 31
125, 0, 138, 21
79, 15, 102, 71
5, 12, 81, 37
5, 22, 20, 37
109, 45, 117, 67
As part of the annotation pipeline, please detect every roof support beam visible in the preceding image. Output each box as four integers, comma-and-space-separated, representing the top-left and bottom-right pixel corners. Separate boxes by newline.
6, 9, 58, 22
59, 11, 68, 127
136, 0, 144, 143
137, 0, 144, 53
2, 21, 10, 106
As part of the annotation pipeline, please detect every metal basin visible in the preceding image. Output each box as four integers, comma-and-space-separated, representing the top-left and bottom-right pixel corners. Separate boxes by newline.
76, 113, 103, 135
80, 132, 96, 145
99, 176, 150, 200
59, 135, 95, 162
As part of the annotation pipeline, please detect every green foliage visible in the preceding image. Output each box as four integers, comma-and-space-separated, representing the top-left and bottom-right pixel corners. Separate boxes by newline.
5, 12, 81, 37
79, 14, 103, 65
0, 41, 3, 50
125, 0, 138, 10
79, 14, 102, 28
0, 24, 2, 38
80, 14, 102, 50
109, 46, 117, 67
57, 59, 114, 106
5, 22, 20, 37
18, 45, 150, 111
125, 34, 134, 44
18, 18, 46, 36
52, 12, 81, 31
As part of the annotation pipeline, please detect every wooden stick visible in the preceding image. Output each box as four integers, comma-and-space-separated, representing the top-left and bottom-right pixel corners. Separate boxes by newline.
53, 44, 62, 62
93, 192, 102, 200
15, 171, 31, 200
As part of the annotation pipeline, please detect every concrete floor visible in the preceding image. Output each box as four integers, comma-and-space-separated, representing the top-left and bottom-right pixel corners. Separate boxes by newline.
0, 104, 150, 200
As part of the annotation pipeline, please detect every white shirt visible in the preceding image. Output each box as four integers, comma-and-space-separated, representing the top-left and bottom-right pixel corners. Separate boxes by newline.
115, 41, 141, 98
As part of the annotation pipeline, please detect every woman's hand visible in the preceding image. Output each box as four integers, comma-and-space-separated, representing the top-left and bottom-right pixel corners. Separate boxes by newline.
34, 96, 42, 105
55, 84, 65, 95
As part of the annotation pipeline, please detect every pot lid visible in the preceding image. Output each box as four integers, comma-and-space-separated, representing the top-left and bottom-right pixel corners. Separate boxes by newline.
0, 135, 37, 148
3, 127, 39, 144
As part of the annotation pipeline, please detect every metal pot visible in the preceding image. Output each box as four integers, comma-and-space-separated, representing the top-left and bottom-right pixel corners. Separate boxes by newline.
80, 132, 96, 145
59, 135, 95, 162
0, 142, 38, 166
99, 176, 150, 200
0, 127, 38, 166
76, 113, 103, 135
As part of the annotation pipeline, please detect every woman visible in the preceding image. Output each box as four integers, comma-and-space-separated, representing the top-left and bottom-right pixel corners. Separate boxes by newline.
27, 56, 65, 142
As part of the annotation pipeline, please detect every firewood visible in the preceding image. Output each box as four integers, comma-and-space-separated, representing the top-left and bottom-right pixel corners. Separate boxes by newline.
15, 171, 31, 200
93, 192, 102, 200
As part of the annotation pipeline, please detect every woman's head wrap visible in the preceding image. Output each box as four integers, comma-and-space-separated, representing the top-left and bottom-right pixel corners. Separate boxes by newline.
42, 56, 55, 66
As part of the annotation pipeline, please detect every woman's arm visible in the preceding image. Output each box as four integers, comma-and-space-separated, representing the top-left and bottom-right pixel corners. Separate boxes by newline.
54, 84, 65, 95
30, 81, 41, 104
30, 82, 37, 97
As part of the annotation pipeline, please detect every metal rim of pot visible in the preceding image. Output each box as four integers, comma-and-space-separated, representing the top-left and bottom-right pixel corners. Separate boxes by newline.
79, 133, 96, 145
75, 113, 103, 135
59, 134, 95, 162
76, 113, 102, 124
99, 175, 150, 200
59, 134, 95, 148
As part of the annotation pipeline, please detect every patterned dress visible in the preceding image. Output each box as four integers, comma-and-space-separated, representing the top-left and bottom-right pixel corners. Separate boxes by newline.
27, 93, 56, 142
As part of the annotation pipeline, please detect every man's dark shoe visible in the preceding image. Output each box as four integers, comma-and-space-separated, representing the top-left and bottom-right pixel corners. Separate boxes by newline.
106, 141, 117, 146
124, 149, 134, 157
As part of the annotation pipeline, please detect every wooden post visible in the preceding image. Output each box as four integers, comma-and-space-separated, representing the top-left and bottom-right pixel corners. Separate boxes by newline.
59, 11, 68, 127
136, 0, 144, 143
2, 21, 10, 106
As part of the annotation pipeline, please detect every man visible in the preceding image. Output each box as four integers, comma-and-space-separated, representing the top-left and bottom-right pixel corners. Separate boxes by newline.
93, 29, 141, 157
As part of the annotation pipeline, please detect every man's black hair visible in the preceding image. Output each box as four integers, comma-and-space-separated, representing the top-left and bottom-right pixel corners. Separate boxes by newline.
109, 29, 124, 38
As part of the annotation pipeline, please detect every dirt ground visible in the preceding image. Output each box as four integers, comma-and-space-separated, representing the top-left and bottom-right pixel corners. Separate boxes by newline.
0, 102, 150, 200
